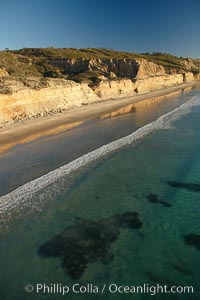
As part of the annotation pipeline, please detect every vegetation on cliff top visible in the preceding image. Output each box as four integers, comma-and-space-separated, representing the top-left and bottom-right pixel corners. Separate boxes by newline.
0, 47, 199, 83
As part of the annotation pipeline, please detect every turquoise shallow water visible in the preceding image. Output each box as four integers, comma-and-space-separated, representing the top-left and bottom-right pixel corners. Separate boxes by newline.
1, 95, 200, 299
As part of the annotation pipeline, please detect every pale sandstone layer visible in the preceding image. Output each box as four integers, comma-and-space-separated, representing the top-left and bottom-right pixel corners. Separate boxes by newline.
0, 68, 8, 77
0, 56, 198, 127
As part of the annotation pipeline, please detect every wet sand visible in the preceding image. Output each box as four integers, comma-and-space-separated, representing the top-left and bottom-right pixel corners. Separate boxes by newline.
0, 82, 196, 154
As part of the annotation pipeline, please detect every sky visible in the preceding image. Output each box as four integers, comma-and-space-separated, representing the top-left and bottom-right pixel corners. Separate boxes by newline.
0, 0, 199, 57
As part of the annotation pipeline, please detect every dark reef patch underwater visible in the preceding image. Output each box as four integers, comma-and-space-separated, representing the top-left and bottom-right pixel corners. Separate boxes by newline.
146, 193, 172, 207
38, 211, 143, 279
168, 181, 200, 192
183, 233, 200, 251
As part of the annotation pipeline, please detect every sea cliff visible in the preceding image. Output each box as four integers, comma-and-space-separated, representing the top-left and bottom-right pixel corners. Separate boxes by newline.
0, 48, 199, 127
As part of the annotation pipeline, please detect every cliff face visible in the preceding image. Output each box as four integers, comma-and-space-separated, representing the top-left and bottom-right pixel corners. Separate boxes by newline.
49, 57, 167, 79
49, 58, 139, 78
136, 59, 166, 79
92, 79, 136, 99
0, 79, 99, 126
135, 74, 184, 93
0, 68, 8, 77
0, 56, 198, 127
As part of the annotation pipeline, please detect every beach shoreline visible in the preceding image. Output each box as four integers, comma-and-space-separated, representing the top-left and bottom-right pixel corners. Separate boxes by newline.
0, 81, 198, 154
1, 91, 200, 213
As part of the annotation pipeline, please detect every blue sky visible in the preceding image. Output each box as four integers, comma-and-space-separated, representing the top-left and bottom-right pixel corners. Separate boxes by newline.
0, 0, 199, 57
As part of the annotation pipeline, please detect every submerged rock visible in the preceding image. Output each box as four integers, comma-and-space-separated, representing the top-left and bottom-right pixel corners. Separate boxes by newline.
147, 194, 172, 207
38, 211, 142, 279
114, 211, 143, 228
168, 181, 200, 192
183, 233, 200, 251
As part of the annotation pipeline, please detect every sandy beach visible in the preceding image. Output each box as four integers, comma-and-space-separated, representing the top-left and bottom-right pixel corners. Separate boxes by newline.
0, 82, 196, 154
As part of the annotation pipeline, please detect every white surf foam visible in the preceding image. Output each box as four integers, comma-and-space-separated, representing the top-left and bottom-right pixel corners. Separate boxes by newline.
1, 95, 200, 213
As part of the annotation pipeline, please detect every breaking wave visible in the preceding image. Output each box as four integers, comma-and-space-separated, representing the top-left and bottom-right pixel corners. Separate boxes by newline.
0, 95, 200, 214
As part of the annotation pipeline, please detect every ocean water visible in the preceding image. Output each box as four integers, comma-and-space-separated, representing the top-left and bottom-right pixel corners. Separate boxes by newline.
1, 93, 200, 299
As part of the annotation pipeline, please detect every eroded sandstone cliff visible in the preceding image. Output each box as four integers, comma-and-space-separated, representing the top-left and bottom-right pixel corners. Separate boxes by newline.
49, 57, 166, 79
0, 55, 199, 127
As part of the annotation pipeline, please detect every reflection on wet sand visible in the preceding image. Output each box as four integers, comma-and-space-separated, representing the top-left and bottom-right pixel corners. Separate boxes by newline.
0, 86, 193, 154
100, 104, 137, 119
99, 90, 184, 120
0, 121, 83, 153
